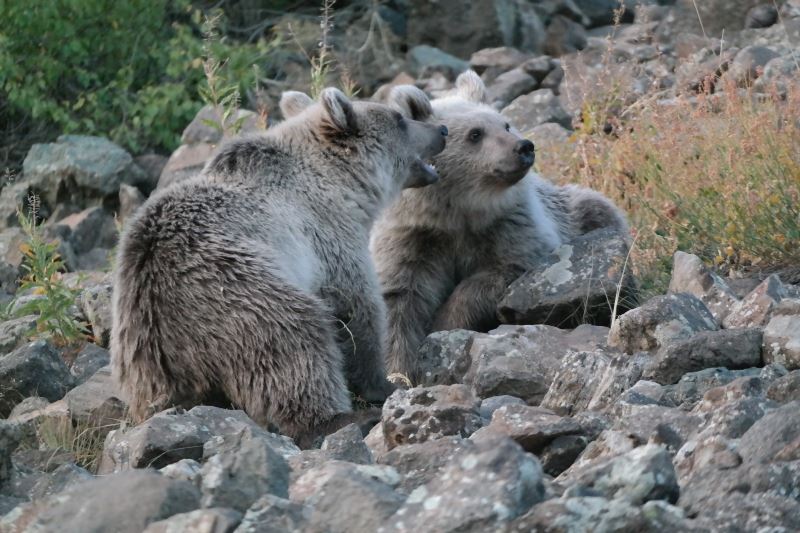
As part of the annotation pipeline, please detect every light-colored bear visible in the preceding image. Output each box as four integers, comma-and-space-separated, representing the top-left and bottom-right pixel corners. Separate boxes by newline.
371, 71, 629, 381
111, 88, 447, 445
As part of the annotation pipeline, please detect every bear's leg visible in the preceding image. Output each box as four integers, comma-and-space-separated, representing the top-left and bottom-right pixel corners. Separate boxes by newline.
431, 267, 524, 332
565, 185, 630, 237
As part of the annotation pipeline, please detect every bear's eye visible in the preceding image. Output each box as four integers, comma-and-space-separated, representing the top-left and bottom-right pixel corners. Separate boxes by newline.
504, 123, 511, 132
468, 128, 483, 142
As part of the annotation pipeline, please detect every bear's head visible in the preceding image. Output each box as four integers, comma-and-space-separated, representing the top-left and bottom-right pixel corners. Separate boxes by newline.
279, 88, 448, 193
388, 71, 535, 208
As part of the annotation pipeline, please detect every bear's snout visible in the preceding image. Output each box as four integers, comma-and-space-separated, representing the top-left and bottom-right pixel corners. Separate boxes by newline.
515, 140, 535, 167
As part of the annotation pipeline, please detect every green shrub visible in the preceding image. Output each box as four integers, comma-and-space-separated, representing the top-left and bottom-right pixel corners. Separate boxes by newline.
0, 0, 277, 158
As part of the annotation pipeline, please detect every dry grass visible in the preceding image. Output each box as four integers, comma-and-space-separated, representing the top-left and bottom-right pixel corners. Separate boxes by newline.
538, 67, 800, 298
33, 416, 123, 473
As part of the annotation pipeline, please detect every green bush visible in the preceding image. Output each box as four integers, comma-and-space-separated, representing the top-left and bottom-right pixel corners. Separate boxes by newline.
0, 0, 277, 158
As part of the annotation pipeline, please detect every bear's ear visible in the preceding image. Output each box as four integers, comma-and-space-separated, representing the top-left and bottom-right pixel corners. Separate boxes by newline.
279, 91, 313, 119
388, 85, 433, 121
455, 70, 488, 103
320, 87, 358, 135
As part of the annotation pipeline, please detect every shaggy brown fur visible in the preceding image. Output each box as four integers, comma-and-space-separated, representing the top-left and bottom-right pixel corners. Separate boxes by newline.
111, 88, 447, 444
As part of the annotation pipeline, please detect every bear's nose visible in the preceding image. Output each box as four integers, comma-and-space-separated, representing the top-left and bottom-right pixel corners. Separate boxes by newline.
439, 125, 449, 137
515, 139, 535, 156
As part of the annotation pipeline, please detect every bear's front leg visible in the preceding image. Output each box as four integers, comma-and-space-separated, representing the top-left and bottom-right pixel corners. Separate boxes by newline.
432, 267, 525, 333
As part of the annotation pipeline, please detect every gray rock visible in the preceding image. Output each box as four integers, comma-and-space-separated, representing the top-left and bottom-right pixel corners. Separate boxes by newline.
385, 436, 545, 532
28, 462, 93, 500
611, 403, 702, 453
144, 508, 242, 533
378, 437, 477, 492
541, 350, 647, 416
69, 343, 110, 384
21, 135, 145, 208
8, 469, 200, 533
501, 88, 573, 134
200, 432, 290, 512
320, 423, 372, 464
662, 367, 761, 408
668, 251, 740, 322
767, 370, 800, 403
479, 395, 526, 420
694, 395, 775, 439
234, 495, 309, 533
723, 274, 787, 329
407, 45, 470, 78
133, 154, 167, 194
157, 142, 217, 191
78, 280, 113, 348
538, 434, 589, 476
45, 206, 118, 259
763, 313, 800, 370
643, 328, 763, 385
674, 434, 742, 482
119, 183, 145, 223
726, 45, 781, 84
675, 47, 739, 93
382, 385, 482, 449
465, 324, 611, 404
520, 55, 555, 82
99, 406, 298, 474
181, 105, 259, 146
470, 47, 532, 81
62, 365, 127, 427
416, 329, 474, 386
160, 458, 203, 486
693, 491, 800, 531
0, 341, 75, 417
559, 429, 639, 482
738, 401, 800, 463
608, 293, 719, 354
291, 461, 403, 533
498, 228, 636, 328
543, 15, 588, 57
0, 315, 37, 355
568, 444, 679, 504
406, 0, 545, 59
745, 4, 779, 28
574, 0, 636, 27
0, 420, 23, 484
487, 68, 538, 108
7, 395, 49, 419
526, 122, 571, 152
473, 404, 582, 454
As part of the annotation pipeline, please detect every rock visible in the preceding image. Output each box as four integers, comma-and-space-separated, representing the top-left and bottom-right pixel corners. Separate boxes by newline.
559, 429, 638, 481
200, 431, 290, 512
378, 437, 477, 492
381, 385, 482, 449
674, 0, 764, 35
675, 47, 739, 93
78, 280, 113, 348
479, 394, 526, 420
501, 88, 573, 134
294, 462, 404, 533
12, 469, 201, 533
725, 45, 781, 84
416, 329, 474, 387
487, 68, 538, 108
181, 106, 259, 146
470, 47, 532, 81
574, 0, 635, 27
0, 421, 23, 483
611, 404, 702, 453
745, 4, 779, 28
99, 406, 298, 474
781, 0, 800, 18
541, 350, 647, 416
8, 395, 49, 419
539, 64, 565, 93
538, 434, 589, 476
526, 122, 571, 152
543, 15, 588, 57
508, 496, 659, 532
143, 508, 242, 533
406, 0, 545, 59
694, 491, 800, 532
674, 434, 742, 481
767, 370, 800, 403
385, 436, 545, 531
0, 315, 37, 355
662, 367, 761, 408
737, 401, 800, 463
62, 365, 127, 427
642, 328, 763, 385
465, 324, 611, 404
46, 207, 117, 258
763, 313, 800, 370
133, 153, 168, 194
407, 45, 470, 79
69, 343, 110, 384
608, 293, 718, 354
157, 142, 217, 190
568, 444, 679, 504
160, 459, 203, 485
320, 423, 372, 464
473, 404, 582, 454
28, 462, 93, 500
0, 340, 74, 417
668, 251, 740, 322
119, 183, 145, 223
521, 55, 555, 82
498, 228, 636, 328
21, 135, 145, 208
723, 274, 787, 328
234, 495, 309, 533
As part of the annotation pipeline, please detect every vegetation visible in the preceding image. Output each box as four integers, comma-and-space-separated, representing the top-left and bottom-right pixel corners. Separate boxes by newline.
34, 415, 121, 473
6, 195, 88, 346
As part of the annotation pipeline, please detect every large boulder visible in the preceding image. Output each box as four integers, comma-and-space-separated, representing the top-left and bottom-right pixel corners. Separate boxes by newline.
668, 251, 740, 322
0, 341, 74, 417
763, 311, 800, 370
498, 228, 636, 328
500, 88, 573, 134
